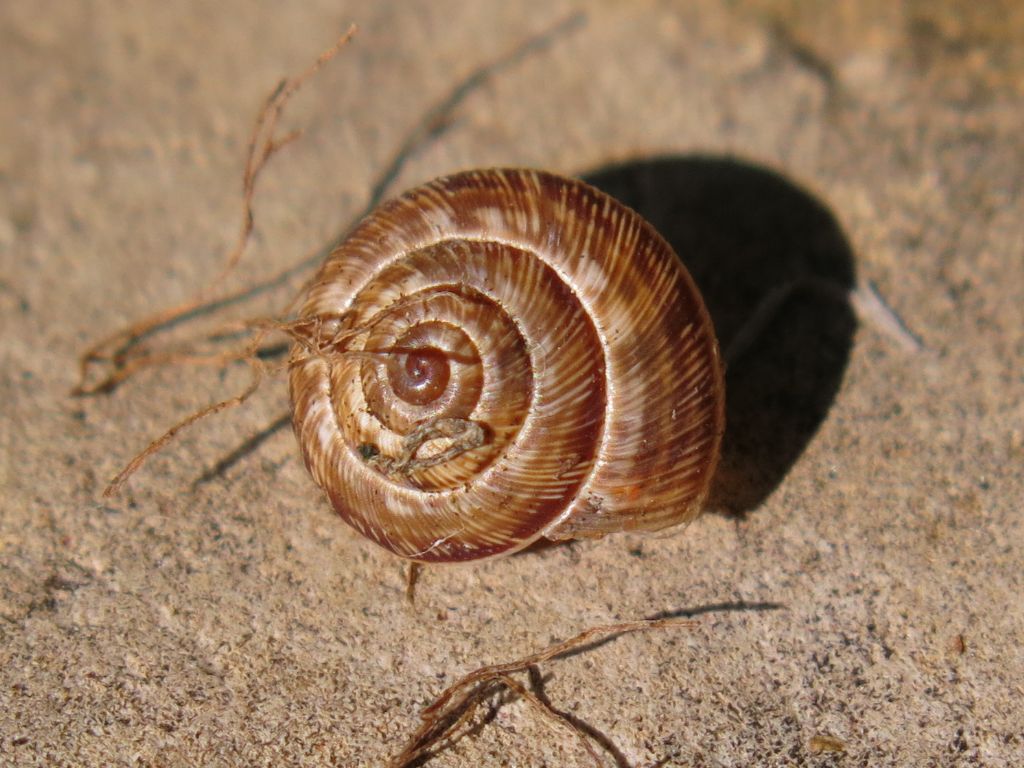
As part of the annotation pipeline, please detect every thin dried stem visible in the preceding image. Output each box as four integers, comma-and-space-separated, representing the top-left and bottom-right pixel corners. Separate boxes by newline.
365, 417, 486, 477
103, 362, 264, 497
849, 278, 923, 353
388, 617, 697, 767
73, 26, 358, 397
404, 562, 423, 604
99, 311, 308, 495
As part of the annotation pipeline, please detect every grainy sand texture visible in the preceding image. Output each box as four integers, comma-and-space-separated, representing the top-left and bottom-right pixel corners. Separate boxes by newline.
2, 2, 1022, 766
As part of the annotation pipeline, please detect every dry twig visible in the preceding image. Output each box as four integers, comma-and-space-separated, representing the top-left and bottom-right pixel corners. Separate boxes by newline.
388, 617, 697, 767
74, 26, 359, 397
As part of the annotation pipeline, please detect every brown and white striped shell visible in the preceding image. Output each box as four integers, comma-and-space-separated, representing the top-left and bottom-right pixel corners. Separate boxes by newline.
288, 169, 724, 562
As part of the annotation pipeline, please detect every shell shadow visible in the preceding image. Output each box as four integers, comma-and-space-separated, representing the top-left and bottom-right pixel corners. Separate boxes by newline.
583, 156, 856, 515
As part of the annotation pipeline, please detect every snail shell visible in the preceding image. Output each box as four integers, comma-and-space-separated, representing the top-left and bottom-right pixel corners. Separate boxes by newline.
289, 169, 724, 562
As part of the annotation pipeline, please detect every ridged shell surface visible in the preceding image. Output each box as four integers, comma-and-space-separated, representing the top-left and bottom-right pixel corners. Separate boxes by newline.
289, 169, 724, 562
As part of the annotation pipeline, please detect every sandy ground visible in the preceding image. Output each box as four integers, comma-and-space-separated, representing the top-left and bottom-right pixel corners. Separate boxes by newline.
2, 2, 1022, 766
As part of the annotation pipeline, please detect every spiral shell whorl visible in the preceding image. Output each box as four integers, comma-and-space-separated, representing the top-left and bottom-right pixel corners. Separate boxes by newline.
289, 169, 724, 562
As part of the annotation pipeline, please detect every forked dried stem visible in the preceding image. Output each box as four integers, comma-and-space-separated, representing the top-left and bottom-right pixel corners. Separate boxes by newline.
74, 26, 359, 397
387, 617, 697, 767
